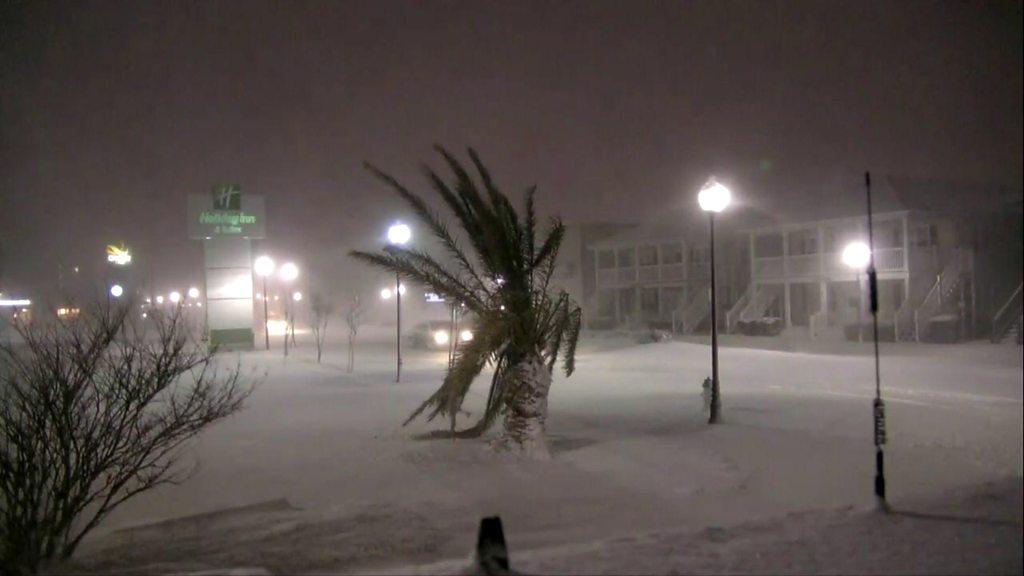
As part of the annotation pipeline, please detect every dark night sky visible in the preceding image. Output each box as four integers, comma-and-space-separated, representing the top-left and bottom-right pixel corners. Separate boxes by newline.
1, 0, 1021, 294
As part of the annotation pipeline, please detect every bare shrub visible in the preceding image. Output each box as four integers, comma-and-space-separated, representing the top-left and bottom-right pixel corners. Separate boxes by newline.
0, 303, 251, 575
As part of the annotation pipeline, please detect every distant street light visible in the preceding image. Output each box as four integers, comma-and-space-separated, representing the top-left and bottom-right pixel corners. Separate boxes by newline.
169, 291, 182, 304
279, 262, 299, 282
292, 291, 302, 302
698, 177, 732, 424
387, 223, 412, 246
254, 255, 275, 350
109, 284, 124, 298
386, 222, 411, 382
380, 288, 393, 300
843, 241, 871, 342
188, 286, 201, 299
155, 295, 165, 304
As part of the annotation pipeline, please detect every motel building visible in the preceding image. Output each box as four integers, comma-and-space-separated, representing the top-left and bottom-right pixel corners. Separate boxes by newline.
586, 176, 1022, 343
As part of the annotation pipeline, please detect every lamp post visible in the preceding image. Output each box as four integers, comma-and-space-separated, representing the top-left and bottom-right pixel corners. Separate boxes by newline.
842, 242, 871, 342
386, 223, 412, 382
279, 262, 299, 357
698, 177, 731, 424
254, 255, 275, 350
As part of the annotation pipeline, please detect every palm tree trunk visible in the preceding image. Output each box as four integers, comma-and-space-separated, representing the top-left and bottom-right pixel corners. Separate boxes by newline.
496, 354, 552, 458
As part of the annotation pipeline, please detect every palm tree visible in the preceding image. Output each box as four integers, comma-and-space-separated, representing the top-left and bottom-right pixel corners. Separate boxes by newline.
350, 146, 581, 457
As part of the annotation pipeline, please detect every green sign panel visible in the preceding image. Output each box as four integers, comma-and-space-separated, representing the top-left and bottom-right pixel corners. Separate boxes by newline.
188, 186, 266, 239
212, 184, 242, 210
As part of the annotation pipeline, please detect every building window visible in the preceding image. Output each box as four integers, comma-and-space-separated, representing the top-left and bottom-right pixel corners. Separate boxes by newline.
596, 290, 616, 318
638, 245, 658, 266
661, 286, 685, 315
754, 233, 783, 258
690, 246, 708, 265
597, 249, 615, 269
616, 247, 635, 268
660, 242, 683, 264
640, 287, 659, 314
787, 229, 817, 255
913, 224, 938, 248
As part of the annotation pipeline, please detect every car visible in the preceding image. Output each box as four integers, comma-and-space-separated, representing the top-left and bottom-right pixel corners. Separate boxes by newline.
408, 319, 476, 350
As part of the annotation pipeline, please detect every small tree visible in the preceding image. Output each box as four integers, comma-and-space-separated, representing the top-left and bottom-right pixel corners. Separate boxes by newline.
0, 304, 250, 575
343, 293, 366, 373
309, 293, 333, 364
351, 147, 581, 457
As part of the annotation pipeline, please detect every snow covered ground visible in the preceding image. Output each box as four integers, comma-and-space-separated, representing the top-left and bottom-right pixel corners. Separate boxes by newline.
65, 328, 1022, 574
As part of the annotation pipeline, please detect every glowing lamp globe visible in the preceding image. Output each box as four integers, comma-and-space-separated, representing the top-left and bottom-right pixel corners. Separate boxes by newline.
292, 291, 303, 302
280, 262, 299, 282
380, 288, 393, 300
188, 287, 200, 299
387, 223, 412, 246
254, 255, 275, 277
698, 178, 732, 213
169, 291, 182, 304
842, 242, 871, 270
109, 284, 124, 298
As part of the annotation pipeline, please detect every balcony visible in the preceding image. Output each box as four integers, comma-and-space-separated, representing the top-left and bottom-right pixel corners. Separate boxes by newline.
753, 247, 906, 281
596, 263, 687, 288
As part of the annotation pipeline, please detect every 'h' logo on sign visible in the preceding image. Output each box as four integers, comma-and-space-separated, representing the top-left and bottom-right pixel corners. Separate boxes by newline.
212, 185, 241, 210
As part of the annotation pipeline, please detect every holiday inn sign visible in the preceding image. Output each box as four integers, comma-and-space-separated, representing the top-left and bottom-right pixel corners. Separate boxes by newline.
188, 185, 266, 239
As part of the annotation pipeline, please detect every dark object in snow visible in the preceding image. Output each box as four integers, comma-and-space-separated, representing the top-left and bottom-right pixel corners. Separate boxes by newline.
844, 322, 896, 342
636, 328, 673, 344
476, 516, 511, 575
737, 317, 784, 336
701, 377, 713, 413
926, 315, 962, 343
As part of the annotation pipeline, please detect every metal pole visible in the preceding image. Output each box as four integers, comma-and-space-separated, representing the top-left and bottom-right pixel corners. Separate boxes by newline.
709, 212, 721, 424
263, 276, 270, 351
284, 294, 290, 357
857, 270, 864, 343
865, 171, 887, 509
396, 272, 402, 383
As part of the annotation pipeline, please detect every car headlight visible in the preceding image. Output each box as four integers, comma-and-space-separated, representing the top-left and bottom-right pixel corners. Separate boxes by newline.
433, 330, 450, 346
459, 329, 474, 342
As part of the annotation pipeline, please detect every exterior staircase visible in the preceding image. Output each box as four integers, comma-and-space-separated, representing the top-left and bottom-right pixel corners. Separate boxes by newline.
910, 249, 972, 342
990, 283, 1023, 344
725, 284, 777, 332
676, 286, 711, 334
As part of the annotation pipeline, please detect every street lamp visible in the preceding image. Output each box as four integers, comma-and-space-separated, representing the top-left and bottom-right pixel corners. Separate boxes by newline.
280, 263, 299, 357
188, 286, 200, 299
169, 291, 182, 304
842, 241, 871, 342
254, 255, 275, 350
386, 222, 411, 382
109, 284, 124, 298
698, 177, 732, 424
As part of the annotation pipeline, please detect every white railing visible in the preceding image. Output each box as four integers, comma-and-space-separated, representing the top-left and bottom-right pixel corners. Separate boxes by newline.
637, 266, 659, 283
596, 268, 617, 287
617, 267, 637, 284
755, 247, 906, 280
754, 257, 784, 279
785, 254, 819, 276
661, 263, 685, 281
873, 247, 905, 272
